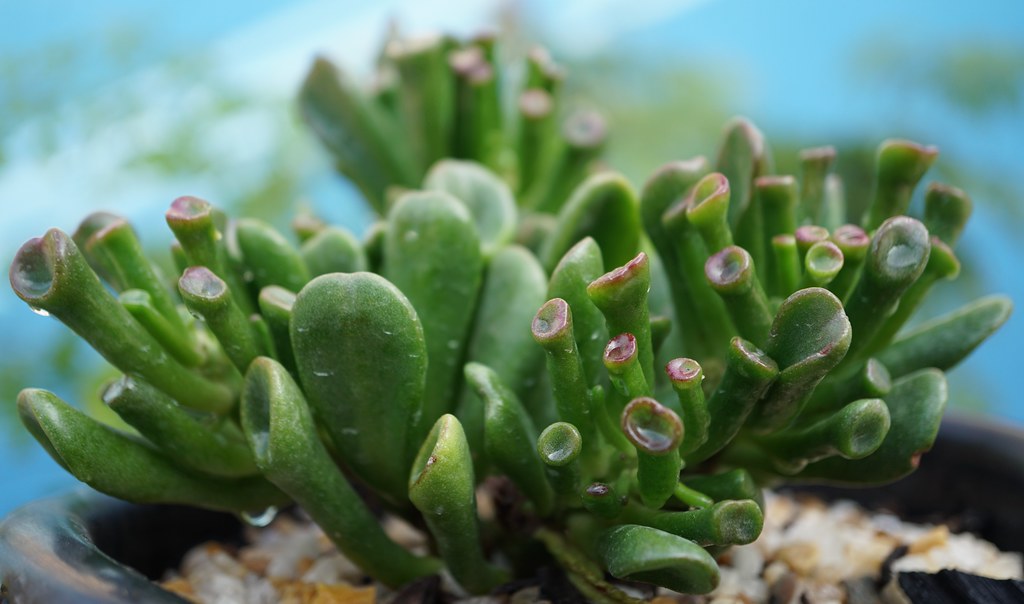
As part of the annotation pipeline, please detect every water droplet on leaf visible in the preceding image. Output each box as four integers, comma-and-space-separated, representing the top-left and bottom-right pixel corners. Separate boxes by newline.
241, 506, 278, 527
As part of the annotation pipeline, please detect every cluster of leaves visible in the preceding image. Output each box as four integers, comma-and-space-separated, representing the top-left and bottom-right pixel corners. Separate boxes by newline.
7, 34, 1011, 600
301, 31, 607, 223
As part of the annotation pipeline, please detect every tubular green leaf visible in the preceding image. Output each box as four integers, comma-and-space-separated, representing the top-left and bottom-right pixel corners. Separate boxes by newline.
240, 358, 440, 587
9, 230, 235, 414
598, 525, 719, 595
409, 414, 508, 593
18, 389, 282, 512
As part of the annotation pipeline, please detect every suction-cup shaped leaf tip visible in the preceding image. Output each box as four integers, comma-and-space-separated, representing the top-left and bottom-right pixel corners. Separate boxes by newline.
622, 397, 683, 455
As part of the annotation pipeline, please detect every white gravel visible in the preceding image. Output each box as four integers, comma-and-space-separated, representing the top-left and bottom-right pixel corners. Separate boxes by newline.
162, 492, 1023, 603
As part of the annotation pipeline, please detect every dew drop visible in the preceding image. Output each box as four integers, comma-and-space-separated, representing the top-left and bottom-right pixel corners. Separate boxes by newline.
28, 306, 50, 317
241, 506, 278, 527
545, 447, 573, 464
313, 370, 333, 377
404, 230, 420, 243
447, 339, 459, 350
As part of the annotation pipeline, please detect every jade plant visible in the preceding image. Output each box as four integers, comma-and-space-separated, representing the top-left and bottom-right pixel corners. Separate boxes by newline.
6, 35, 1013, 600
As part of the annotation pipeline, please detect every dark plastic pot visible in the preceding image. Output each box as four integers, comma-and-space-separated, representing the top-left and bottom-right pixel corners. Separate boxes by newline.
1, 413, 1022, 603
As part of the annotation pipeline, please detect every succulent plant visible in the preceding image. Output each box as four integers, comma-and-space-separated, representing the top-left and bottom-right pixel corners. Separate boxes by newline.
7, 33, 1012, 600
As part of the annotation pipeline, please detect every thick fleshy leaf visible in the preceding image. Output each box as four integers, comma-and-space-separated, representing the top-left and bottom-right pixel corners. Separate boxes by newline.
715, 118, 772, 272
923, 182, 972, 247
409, 415, 508, 593
423, 159, 517, 257
598, 525, 720, 594
532, 299, 596, 444
389, 35, 455, 173
748, 288, 852, 433
686, 338, 778, 465
119, 289, 201, 367
798, 146, 836, 224
547, 237, 608, 386
756, 175, 798, 294
103, 376, 257, 478
76, 215, 184, 331
257, 286, 297, 375
456, 245, 547, 452
794, 369, 947, 484
9, 229, 234, 414
178, 267, 266, 374
628, 499, 764, 546
233, 218, 310, 293
660, 182, 735, 359
516, 88, 557, 196
300, 226, 368, 276
527, 111, 608, 214
827, 224, 870, 302
240, 357, 440, 587
299, 57, 417, 212
450, 47, 502, 166
604, 333, 651, 401
540, 172, 641, 273
18, 389, 283, 512
877, 296, 1012, 378
844, 216, 931, 367
861, 237, 960, 362
465, 363, 554, 515
863, 140, 939, 230
383, 191, 484, 441
639, 158, 712, 355
755, 398, 891, 474
291, 272, 426, 504
588, 253, 654, 387
622, 397, 683, 508
684, 469, 764, 510
704, 246, 772, 348
166, 196, 254, 315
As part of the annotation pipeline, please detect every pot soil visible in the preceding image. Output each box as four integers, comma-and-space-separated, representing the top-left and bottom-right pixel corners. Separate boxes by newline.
2, 414, 1023, 604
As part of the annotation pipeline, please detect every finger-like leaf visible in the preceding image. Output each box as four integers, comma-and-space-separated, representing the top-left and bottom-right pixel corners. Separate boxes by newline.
598, 525, 719, 594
